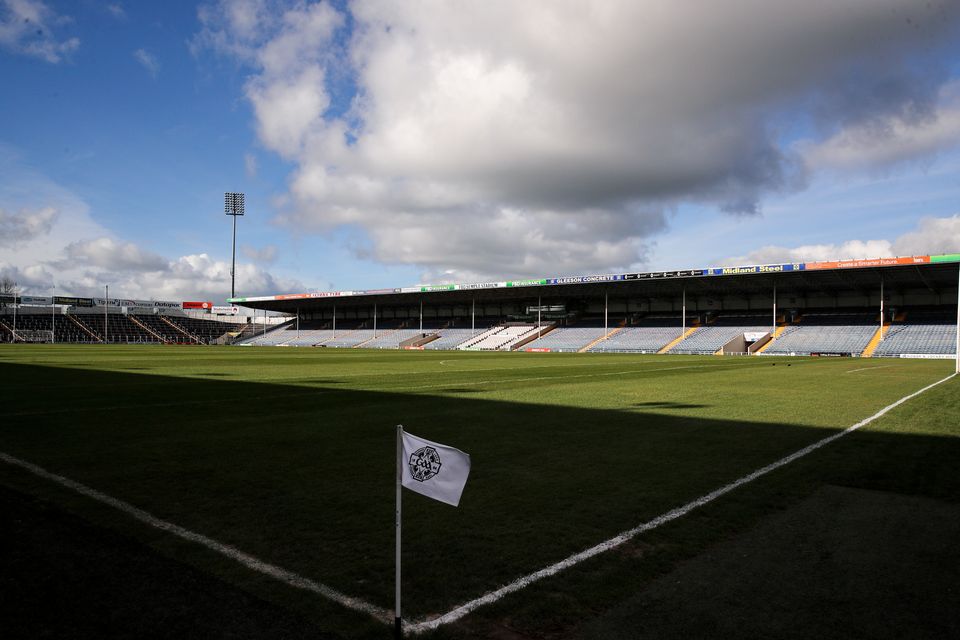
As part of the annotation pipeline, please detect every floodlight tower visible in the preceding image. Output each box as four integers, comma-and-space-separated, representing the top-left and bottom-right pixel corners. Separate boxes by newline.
225, 192, 245, 299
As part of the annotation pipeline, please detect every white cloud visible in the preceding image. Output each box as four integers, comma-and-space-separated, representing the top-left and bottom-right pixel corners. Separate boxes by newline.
106, 4, 125, 19
720, 214, 960, 265
801, 82, 960, 172
0, 150, 304, 300
133, 48, 160, 78
0, 0, 79, 63
0, 206, 57, 246
193, 0, 960, 280
62, 237, 168, 271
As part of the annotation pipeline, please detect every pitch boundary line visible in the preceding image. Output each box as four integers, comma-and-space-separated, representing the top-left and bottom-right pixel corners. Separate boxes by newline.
846, 364, 895, 374
1, 372, 953, 633
405, 371, 956, 633
0, 451, 391, 624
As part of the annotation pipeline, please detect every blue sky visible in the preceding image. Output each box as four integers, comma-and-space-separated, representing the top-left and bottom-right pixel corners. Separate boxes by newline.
2, 0, 960, 302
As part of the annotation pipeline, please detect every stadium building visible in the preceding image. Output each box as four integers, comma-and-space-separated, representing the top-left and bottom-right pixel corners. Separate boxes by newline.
227, 253, 960, 358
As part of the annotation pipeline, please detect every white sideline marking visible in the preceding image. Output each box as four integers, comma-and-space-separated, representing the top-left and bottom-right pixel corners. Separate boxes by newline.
2, 372, 952, 633
846, 364, 895, 374
0, 451, 391, 624
405, 372, 957, 633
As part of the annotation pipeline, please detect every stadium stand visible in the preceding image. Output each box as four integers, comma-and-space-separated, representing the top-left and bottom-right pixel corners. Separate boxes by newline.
423, 328, 485, 350
522, 327, 608, 352
669, 314, 772, 354
459, 325, 541, 350
362, 329, 426, 349
763, 312, 877, 356
874, 309, 957, 357
585, 316, 688, 353
588, 326, 681, 352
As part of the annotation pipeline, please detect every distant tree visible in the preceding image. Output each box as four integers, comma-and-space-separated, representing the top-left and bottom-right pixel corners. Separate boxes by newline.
1, 276, 17, 308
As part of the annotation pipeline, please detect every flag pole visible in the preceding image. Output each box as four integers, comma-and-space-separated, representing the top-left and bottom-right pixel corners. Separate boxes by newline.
395, 424, 403, 639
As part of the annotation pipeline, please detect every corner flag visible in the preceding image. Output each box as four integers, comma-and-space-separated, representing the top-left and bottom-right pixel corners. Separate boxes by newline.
400, 429, 471, 507
395, 426, 471, 638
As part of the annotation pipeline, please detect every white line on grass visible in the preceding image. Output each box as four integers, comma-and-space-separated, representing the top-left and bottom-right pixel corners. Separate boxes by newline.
1, 372, 952, 633
405, 371, 957, 633
846, 364, 895, 374
0, 451, 392, 625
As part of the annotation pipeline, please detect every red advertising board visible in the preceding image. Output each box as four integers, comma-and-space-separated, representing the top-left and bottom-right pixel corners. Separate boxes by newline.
182, 301, 213, 310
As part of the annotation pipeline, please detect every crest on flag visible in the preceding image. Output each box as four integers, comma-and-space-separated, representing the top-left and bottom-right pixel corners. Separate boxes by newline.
409, 446, 442, 482
400, 429, 471, 506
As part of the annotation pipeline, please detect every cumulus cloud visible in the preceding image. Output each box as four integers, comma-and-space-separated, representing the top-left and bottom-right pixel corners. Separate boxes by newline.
0, 206, 57, 246
0, 0, 79, 63
194, 0, 960, 280
0, 151, 304, 301
133, 48, 160, 78
62, 237, 168, 271
720, 215, 960, 266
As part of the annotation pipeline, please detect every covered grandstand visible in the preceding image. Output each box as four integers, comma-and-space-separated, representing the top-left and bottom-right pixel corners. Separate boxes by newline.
229, 254, 960, 358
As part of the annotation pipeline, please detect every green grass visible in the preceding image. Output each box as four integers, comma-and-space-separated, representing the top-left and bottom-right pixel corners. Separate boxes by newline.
1, 345, 958, 638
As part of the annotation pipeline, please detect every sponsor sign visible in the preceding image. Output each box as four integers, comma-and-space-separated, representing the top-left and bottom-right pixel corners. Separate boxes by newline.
930, 253, 960, 263
153, 301, 181, 309
547, 274, 624, 285
805, 256, 928, 270
20, 295, 52, 305
222, 254, 952, 304
211, 306, 239, 315
182, 301, 213, 310
899, 353, 956, 359
709, 263, 802, 276
54, 296, 95, 307
525, 347, 552, 353
743, 331, 769, 342
402, 345, 425, 350
360, 288, 402, 295
126, 306, 157, 314
94, 298, 138, 307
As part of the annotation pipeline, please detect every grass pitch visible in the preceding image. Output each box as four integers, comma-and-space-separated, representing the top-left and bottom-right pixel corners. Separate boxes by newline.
1, 346, 958, 638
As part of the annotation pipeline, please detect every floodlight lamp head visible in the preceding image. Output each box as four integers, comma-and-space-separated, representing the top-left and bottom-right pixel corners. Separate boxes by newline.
225, 192, 245, 216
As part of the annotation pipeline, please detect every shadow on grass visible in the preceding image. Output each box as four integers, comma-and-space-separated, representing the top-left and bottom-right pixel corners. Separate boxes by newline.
631, 401, 710, 409
0, 360, 957, 639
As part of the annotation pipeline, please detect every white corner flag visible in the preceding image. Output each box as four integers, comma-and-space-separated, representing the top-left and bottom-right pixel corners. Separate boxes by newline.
400, 429, 471, 507
395, 427, 471, 638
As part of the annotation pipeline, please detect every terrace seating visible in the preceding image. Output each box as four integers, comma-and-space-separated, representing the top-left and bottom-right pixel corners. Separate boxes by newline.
70, 313, 162, 344
669, 315, 772, 354
874, 310, 956, 357
167, 316, 235, 343
361, 329, 426, 349
522, 327, 608, 352
424, 328, 485, 350
763, 312, 876, 356
459, 325, 540, 350
588, 327, 682, 353
324, 329, 378, 348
